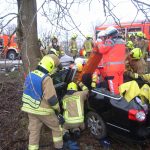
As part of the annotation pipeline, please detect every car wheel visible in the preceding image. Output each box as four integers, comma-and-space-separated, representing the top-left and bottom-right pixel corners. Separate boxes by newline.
86, 111, 107, 139
7, 50, 16, 60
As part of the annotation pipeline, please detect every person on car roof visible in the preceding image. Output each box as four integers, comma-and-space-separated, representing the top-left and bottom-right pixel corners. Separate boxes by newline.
21, 54, 64, 150
91, 30, 107, 89
95, 26, 126, 94
62, 82, 89, 142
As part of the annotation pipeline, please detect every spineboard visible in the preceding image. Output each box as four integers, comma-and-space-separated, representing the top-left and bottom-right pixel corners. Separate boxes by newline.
77, 51, 102, 81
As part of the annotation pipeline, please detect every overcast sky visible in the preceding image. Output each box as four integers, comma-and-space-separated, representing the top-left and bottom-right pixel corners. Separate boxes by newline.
0, 0, 149, 39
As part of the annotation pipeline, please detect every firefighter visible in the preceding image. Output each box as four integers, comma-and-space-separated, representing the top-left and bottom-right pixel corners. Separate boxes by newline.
48, 35, 64, 57
96, 26, 126, 94
91, 30, 107, 89
128, 33, 136, 47
83, 35, 94, 58
126, 41, 134, 53
135, 31, 148, 61
97, 30, 107, 43
69, 33, 78, 59
62, 82, 89, 141
21, 54, 64, 150
125, 48, 147, 80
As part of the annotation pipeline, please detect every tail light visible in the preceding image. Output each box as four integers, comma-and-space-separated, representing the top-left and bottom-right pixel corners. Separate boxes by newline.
128, 109, 146, 122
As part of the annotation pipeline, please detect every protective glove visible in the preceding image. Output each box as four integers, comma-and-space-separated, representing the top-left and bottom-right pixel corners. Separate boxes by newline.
91, 82, 96, 89
57, 114, 65, 125
129, 72, 139, 79
64, 140, 80, 150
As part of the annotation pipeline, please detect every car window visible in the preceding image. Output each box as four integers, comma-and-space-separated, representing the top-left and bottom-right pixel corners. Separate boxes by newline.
51, 69, 69, 85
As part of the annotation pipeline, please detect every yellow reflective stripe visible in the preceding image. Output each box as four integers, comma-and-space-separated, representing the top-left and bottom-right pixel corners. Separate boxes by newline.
104, 61, 124, 66
91, 82, 96, 88
76, 98, 82, 118
72, 49, 77, 51
59, 125, 63, 131
28, 144, 39, 150
65, 118, 84, 124
32, 70, 45, 78
82, 85, 88, 91
22, 94, 40, 108
53, 136, 62, 142
52, 103, 59, 110
21, 104, 54, 115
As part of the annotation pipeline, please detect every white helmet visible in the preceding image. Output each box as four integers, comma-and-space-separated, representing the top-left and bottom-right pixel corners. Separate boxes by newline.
105, 26, 119, 36
75, 57, 84, 65
98, 30, 106, 38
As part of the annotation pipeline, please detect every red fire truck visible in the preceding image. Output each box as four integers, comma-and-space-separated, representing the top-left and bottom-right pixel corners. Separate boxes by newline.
0, 34, 20, 60
95, 21, 150, 52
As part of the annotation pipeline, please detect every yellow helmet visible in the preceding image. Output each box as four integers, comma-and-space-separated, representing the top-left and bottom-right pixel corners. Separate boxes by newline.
126, 41, 134, 50
38, 55, 55, 73
130, 48, 143, 60
72, 33, 78, 39
51, 35, 58, 41
67, 82, 78, 91
86, 34, 92, 39
136, 31, 144, 38
129, 33, 136, 38
49, 48, 59, 57
76, 62, 83, 72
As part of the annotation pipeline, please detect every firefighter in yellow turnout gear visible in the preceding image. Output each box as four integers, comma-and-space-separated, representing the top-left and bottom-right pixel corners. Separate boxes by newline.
21, 54, 64, 150
125, 48, 147, 80
62, 82, 89, 140
83, 35, 94, 58
69, 33, 78, 59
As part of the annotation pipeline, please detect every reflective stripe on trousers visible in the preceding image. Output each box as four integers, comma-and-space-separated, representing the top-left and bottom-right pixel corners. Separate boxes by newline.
103, 61, 124, 66
28, 144, 39, 150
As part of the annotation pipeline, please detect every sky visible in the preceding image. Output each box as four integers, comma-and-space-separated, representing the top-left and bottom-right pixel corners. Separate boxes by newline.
0, 0, 149, 40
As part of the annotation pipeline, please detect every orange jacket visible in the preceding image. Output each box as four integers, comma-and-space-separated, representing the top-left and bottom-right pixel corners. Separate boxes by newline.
96, 37, 126, 73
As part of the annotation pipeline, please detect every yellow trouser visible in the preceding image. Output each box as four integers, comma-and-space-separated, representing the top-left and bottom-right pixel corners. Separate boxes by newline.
28, 113, 63, 150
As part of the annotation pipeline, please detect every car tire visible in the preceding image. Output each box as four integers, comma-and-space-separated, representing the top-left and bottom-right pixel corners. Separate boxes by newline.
86, 111, 107, 140
7, 50, 16, 60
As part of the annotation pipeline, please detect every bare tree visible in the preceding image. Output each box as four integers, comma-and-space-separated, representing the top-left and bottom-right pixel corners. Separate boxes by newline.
17, 0, 41, 75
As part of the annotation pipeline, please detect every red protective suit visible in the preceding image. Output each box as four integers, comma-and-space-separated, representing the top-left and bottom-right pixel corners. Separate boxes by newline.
95, 37, 126, 94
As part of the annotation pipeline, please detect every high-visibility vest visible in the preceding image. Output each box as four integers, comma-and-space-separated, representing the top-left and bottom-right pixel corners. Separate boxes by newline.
63, 95, 84, 124
70, 40, 77, 51
84, 40, 93, 52
21, 70, 54, 115
99, 38, 126, 73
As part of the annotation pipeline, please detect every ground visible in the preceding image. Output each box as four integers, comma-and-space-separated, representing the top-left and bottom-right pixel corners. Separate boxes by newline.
0, 71, 150, 150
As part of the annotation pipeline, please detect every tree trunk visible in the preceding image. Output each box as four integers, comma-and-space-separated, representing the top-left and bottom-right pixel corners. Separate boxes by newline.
17, 0, 41, 75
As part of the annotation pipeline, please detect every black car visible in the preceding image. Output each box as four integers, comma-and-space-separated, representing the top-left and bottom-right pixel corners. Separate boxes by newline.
85, 85, 150, 143
52, 66, 150, 143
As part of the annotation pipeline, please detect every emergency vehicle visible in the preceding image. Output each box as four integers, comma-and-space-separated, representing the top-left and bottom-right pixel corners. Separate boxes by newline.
0, 34, 20, 60
95, 21, 150, 53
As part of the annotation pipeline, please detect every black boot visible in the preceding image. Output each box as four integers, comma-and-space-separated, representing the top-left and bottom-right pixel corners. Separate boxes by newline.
63, 132, 71, 141
73, 130, 80, 139
55, 148, 64, 150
